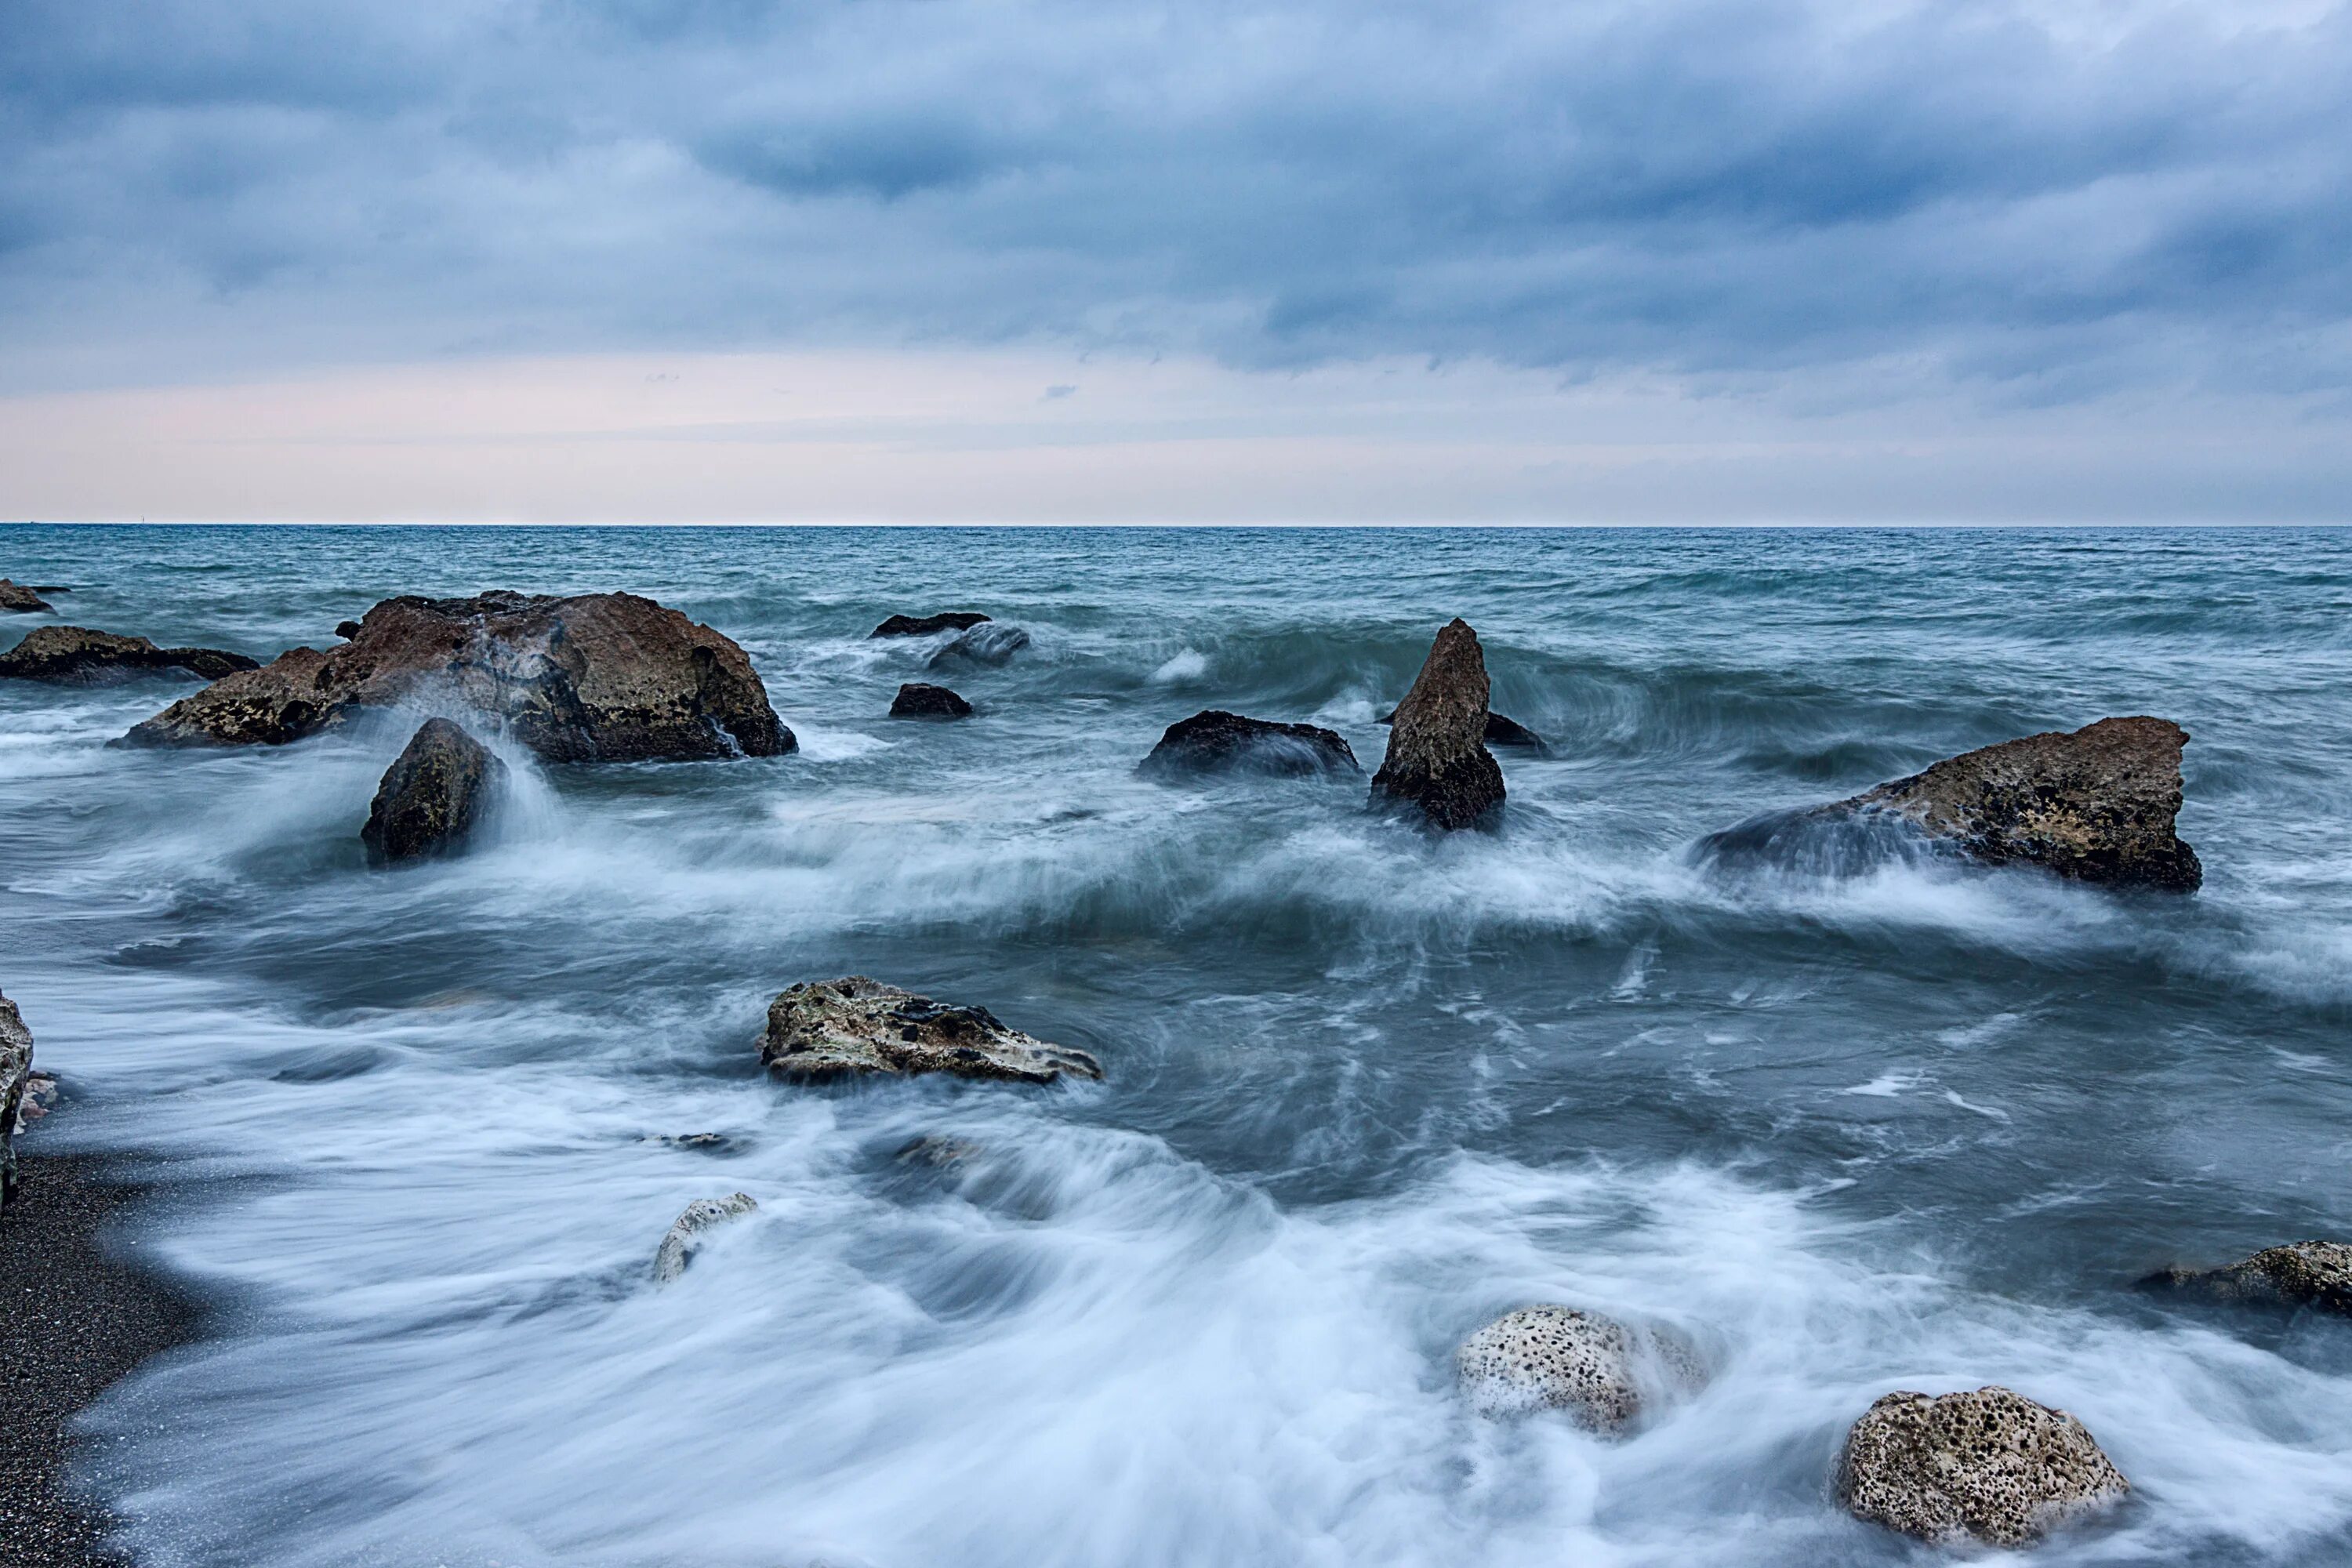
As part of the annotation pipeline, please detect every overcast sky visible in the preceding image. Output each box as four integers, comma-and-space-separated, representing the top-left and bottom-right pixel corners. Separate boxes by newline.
3, 0, 2347, 523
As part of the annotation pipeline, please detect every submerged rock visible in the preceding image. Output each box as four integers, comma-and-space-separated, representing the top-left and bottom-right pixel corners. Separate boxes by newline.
927, 623, 1030, 670
1369, 619, 1505, 830
1455, 1305, 1704, 1433
895, 1135, 983, 1167
0, 579, 54, 613
121, 590, 792, 761
652, 1192, 758, 1283
1, 992, 31, 1207
0, 625, 259, 685
890, 682, 974, 720
1138, 710, 1359, 779
1837, 1385, 2130, 1548
361, 719, 505, 864
2145, 1240, 2352, 1315
872, 612, 990, 639
761, 976, 1102, 1085
1377, 707, 1548, 754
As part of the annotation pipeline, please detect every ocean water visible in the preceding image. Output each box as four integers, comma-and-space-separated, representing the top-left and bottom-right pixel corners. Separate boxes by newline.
2, 523, 2349, 1568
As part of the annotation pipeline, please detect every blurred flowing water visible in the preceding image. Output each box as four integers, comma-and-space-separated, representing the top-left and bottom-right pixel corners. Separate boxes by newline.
2, 523, 2349, 1568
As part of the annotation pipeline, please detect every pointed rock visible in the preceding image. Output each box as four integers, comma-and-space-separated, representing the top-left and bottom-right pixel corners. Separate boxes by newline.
0, 626, 258, 684
1377, 706, 1548, 753
1369, 619, 1504, 830
362, 719, 505, 863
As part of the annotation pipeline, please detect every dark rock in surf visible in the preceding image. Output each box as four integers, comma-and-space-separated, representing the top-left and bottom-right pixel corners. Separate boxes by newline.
1837, 1385, 2129, 1548
889, 682, 973, 720
361, 719, 505, 864
1138, 710, 1359, 779
0, 626, 259, 685
0, 579, 53, 614
871, 612, 990, 639
1, 992, 31, 1207
335, 619, 363, 640
121, 590, 793, 761
760, 976, 1102, 1085
1455, 1306, 1705, 1434
653, 1192, 757, 1283
1377, 706, 1548, 754
1369, 619, 1505, 830
2143, 1240, 2352, 1316
927, 622, 1030, 670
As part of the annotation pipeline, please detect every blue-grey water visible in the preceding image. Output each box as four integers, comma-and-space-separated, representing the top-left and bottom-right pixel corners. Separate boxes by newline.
2, 524, 2349, 1568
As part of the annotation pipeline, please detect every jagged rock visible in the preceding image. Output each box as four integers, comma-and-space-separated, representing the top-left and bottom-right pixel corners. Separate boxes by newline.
1, 993, 31, 1206
761, 977, 1102, 1085
927, 623, 1030, 670
1369, 619, 1505, 830
872, 612, 990, 639
121, 590, 792, 761
652, 1192, 758, 1283
0, 579, 53, 613
1838, 1386, 2130, 1548
2145, 1241, 2352, 1315
1377, 707, 1548, 753
1138, 710, 1359, 779
1455, 1305, 1704, 1433
890, 682, 973, 720
0, 625, 259, 685
361, 719, 505, 863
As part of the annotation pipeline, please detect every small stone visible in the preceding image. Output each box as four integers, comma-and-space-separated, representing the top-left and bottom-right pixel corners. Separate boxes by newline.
1455, 1305, 1704, 1433
361, 719, 505, 863
2146, 1240, 2352, 1315
1138, 710, 1359, 779
871, 612, 990, 639
890, 682, 974, 720
1370, 619, 1505, 830
1837, 1385, 2130, 1548
761, 976, 1102, 1085
652, 1192, 758, 1283
927, 623, 1029, 669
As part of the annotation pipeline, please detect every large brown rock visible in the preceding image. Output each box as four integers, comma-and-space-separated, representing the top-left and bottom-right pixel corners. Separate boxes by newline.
1840, 717, 2199, 890
119, 590, 792, 761
2146, 1240, 2352, 1315
0, 579, 53, 613
1138, 710, 1359, 779
362, 719, 505, 863
2, 993, 32, 1207
1369, 619, 1504, 830
1838, 1385, 2130, 1548
0, 626, 258, 685
760, 977, 1102, 1085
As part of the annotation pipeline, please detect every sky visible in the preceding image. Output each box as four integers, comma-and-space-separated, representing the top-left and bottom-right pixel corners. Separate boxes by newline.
2, 0, 2347, 524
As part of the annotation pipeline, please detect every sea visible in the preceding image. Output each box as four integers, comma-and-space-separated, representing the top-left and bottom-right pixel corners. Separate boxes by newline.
2, 523, 2347, 1568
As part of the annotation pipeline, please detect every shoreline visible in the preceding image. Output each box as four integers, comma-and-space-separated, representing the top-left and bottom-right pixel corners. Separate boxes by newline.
1, 1150, 199, 1568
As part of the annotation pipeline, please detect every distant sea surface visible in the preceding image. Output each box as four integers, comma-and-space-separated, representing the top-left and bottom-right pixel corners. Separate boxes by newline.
3, 524, 2349, 1568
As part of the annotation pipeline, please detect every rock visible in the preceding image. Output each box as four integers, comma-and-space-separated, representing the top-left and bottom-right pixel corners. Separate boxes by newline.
896, 1135, 983, 1167
872, 612, 990, 639
652, 1192, 758, 1283
0, 579, 53, 613
1455, 1305, 1704, 1433
1369, 619, 1505, 830
121, 590, 793, 761
0, 626, 260, 685
2145, 1240, 2352, 1315
1, 993, 31, 1207
361, 719, 506, 863
335, 619, 363, 639
1138, 710, 1359, 779
1837, 1385, 2130, 1548
1377, 706, 1548, 754
761, 976, 1102, 1085
890, 682, 974, 720
927, 623, 1030, 670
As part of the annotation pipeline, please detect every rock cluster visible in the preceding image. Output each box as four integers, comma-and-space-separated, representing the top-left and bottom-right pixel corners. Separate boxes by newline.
653, 1192, 758, 1283
1455, 1305, 1703, 1433
361, 720, 506, 864
0, 626, 259, 684
1138, 710, 1359, 779
928, 623, 1029, 669
121, 590, 792, 761
1837, 1385, 2130, 1548
1, 993, 31, 1207
890, 682, 974, 720
761, 977, 1102, 1085
2147, 1240, 2352, 1315
872, 612, 990, 639
1, 579, 56, 613
1369, 619, 1505, 830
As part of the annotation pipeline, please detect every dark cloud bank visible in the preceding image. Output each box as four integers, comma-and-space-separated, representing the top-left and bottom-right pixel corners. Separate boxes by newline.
2, 0, 2347, 405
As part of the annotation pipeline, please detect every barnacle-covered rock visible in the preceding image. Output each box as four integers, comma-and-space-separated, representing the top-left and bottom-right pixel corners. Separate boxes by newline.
1837, 1385, 2130, 1548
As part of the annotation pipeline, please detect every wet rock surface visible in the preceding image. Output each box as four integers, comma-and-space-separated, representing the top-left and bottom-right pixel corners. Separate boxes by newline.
652, 1192, 758, 1283
761, 977, 1102, 1085
2147, 1240, 2352, 1315
1, 993, 30, 1207
871, 612, 990, 639
1455, 1305, 1703, 1433
1369, 619, 1505, 830
927, 622, 1030, 669
1377, 706, 1548, 753
0, 579, 55, 613
0, 626, 259, 685
1837, 1385, 2130, 1548
120, 590, 792, 760
361, 719, 505, 864
890, 682, 974, 720
1138, 710, 1359, 779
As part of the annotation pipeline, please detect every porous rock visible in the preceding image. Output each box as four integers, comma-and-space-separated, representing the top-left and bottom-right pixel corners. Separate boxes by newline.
0, 579, 54, 613
1138, 710, 1359, 779
872, 612, 990, 639
1369, 619, 1504, 830
1837, 1385, 2130, 1548
890, 682, 974, 720
1, 992, 31, 1206
761, 977, 1102, 1085
1377, 706, 1548, 753
361, 719, 505, 863
0, 625, 259, 684
652, 1192, 758, 1283
121, 590, 792, 761
2146, 1240, 2352, 1315
1455, 1305, 1703, 1433
927, 623, 1030, 670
